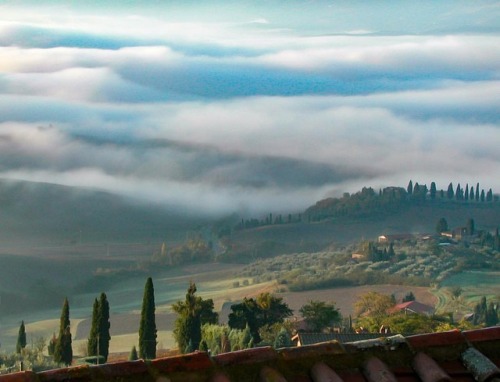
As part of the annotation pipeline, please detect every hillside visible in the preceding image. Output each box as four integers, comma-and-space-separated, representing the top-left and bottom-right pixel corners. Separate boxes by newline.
227, 189, 500, 259
0, 179, 207, 246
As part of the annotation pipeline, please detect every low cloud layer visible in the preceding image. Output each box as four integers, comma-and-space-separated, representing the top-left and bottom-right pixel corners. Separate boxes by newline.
0, 2, 499, 216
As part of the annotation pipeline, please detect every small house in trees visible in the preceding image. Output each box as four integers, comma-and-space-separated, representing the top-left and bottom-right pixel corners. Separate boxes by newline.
378, 234, 414, 244
388, 301, 435, 316
440, 227, 468, 241
452, 227, 468, 240
351, 253, 365, 260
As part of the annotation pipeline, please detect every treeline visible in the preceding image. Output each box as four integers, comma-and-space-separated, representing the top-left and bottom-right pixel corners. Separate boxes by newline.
306, 180, 497, 222
234, 212, 302, 231
233, 180, 497, 229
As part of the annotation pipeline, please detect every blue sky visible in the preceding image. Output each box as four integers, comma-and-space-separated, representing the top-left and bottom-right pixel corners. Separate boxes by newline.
0, 1, 499, 215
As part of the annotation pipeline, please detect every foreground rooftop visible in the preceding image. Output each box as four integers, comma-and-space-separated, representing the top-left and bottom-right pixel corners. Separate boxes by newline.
2, 327, 499, 382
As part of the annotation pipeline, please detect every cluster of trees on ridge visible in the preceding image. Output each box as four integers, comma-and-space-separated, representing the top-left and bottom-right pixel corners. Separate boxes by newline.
4, 278, 499, 374
234, 180, 497, 228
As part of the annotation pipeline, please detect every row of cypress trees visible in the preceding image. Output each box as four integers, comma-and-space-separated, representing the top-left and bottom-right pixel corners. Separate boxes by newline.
24, 277, 158, 366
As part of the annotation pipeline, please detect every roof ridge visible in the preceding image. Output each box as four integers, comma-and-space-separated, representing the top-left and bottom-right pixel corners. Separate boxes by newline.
0, 327, 498, 381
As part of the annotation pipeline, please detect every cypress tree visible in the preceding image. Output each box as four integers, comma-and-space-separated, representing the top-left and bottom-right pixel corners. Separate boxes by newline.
466, 218, 475, 236
465, 184, 469, 200
470, 186, 474, 201
387, 242, 395, 258
476, 183, 480, 201
480, 189, 485, 202
172, 282, 202, 353
139, 277, 157, 359
16, 320, 27, 354
486, 302, 498, 327
54, 298, 73, 366
487, 188, 493, 202
129, 346, 138, 361
98, 293, 111, 362
87, 298, 99, 357
407, 180, 413, 195
447, 183, 454, 199
455, 184, 460, 200
430, 182, 436, 200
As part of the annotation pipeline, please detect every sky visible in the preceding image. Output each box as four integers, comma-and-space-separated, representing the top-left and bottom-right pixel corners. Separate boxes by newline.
0, 1, 499, 216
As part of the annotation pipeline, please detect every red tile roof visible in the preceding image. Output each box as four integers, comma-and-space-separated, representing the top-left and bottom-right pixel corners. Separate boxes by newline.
1, 327, 499, 382
388, 301, 435, 315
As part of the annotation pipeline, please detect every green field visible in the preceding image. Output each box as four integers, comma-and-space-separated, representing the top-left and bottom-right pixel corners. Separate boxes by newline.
433, 271, 500, 315
0, 259, 273, 355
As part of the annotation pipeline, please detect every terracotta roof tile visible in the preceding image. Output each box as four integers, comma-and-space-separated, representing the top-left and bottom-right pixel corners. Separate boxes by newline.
151, 351, 212, 373
310, 362, 343, 382
279, 341, 345, 361
411, 352, 452, 382
260, 366, 287, 382
38, 364, 91, 382
362, 357, 397, 382
0, 328, 499, 382
0, 371, 37, 382
213, 346, 277, 367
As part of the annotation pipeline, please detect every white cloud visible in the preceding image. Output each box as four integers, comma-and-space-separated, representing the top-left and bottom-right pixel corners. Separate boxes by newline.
0, 2, 498, 215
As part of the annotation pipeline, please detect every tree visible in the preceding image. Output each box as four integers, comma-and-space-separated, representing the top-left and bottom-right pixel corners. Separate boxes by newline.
54, 298, 72, 366
98, 293, 111, 362
48, 333, 57, 356
480, 189, 485, 202
387, 242, 395, 259
436, 217, 448, 234
172, 282, 218, 353
87, 293, 111, 362
16, 321, 27, 354
354, 292, 393, 318
299, 300, 341, 332
129, 346, 138, 361
407, 180, 413, 195
228, 293, 292, 343
402, 292, 415, 302
446, 183, 454, 199
455, 183, 461, 200
430, 182, 437, 200
139, 277, 157, 359
466, 218, 475, 236
486, 188, 493, 202
476, 182, 480, 201
485, 302, 498, 327
273, 327, 292, 348
87, 298, 99, 357
465, 184, 469, 200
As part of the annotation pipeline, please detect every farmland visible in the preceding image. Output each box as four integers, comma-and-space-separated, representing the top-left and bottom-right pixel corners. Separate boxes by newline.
0, 180, 498, 356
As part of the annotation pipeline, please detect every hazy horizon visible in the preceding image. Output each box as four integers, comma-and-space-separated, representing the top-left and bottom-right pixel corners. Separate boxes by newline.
1, 1, 499, 216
